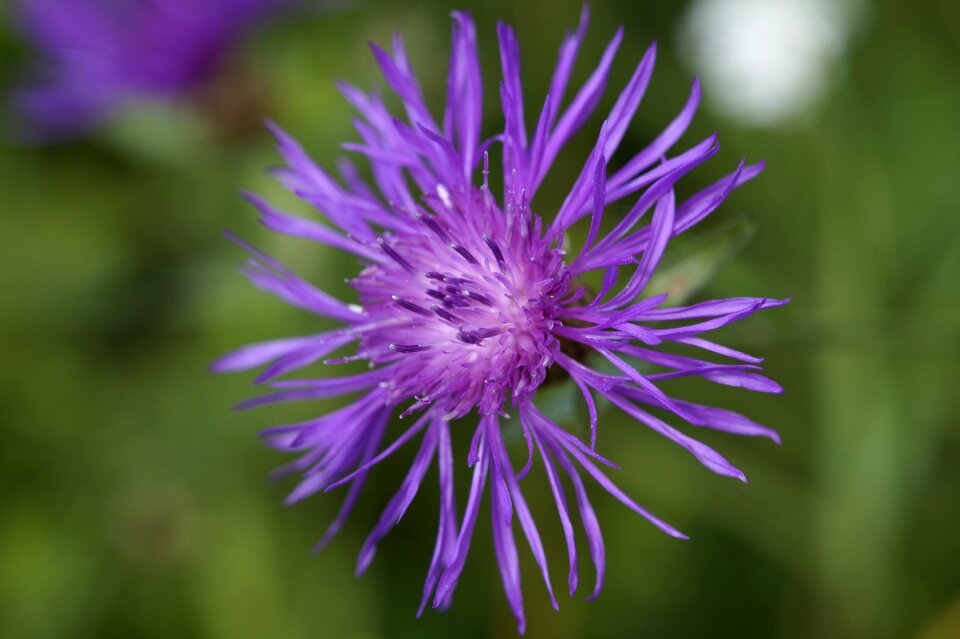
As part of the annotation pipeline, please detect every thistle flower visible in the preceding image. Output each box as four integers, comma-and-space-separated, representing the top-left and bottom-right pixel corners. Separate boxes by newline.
216, 7, 787, 633
11, 0, 286, 140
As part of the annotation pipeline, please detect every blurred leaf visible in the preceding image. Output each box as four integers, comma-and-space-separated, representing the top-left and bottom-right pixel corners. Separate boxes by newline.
647, 216, 756, 306
100, 102, 215, 170
914, 591, 960, 639
0, 509, 100, 639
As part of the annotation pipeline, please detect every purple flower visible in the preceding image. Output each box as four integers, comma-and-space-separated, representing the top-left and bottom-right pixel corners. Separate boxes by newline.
11, 0, 286, 140
216, 7, 787, 633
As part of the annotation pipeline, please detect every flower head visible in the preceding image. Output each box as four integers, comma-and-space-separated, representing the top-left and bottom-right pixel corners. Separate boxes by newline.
216, 7, 787, 633
11, 0, 286, 140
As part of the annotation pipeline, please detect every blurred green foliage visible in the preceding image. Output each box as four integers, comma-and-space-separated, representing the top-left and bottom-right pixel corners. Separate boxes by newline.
1, 1, 958, 638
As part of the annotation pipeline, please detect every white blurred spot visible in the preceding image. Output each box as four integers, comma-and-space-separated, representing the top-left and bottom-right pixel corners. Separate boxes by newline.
436, 184, 452, 208
679, 0, 860, 126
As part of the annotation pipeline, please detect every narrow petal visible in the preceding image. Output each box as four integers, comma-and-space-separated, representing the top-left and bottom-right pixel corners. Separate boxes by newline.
310, 411, 390, 551
673, 160, 764, 236
492, 422, 558, 609
604, 188, 675, 306
419, 421, 459, 615
244, 192, 384, 262
211, 335, 321, 373
235, 368, 391, 410
370, 39, 436, 132
539, 431, 606, 598
545, 4, 591, 131
618, 387, 780, 442
325, 411, 433, 491
530, 422, 579, 596
433, 431, 489, 607
497, 21, 526, 150
558, 432, 688, 539
593, 346, 699, 424
356, 420, 440, 574
608, 77, 701, 192
227, 231, 365, 323
445, 12, 483, 180
602, 390, 748, 481
604, 42, 657, 158
490, 446, 526, 633
539, 28, 623, 187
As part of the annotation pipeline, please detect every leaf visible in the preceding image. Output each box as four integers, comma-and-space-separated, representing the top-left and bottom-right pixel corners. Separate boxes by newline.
645, 215, 756, 306
100, 102, 215, 170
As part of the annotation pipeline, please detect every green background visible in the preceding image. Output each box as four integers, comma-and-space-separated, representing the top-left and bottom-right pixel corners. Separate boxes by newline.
1, 0, 958, 637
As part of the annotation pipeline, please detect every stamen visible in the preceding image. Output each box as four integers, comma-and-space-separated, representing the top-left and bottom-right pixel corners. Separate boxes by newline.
464, 290, 493, 306
444, 295, 470, 308
415, 211, 451, 243
450, 244, 478, 265
392, 295, 431, 316
389, 344, 430, 353
432, 305, 460, 323
457, 327, 501, 345
482, 150, 490, 190
482, 234, 505, 266
378, 238, 415, 274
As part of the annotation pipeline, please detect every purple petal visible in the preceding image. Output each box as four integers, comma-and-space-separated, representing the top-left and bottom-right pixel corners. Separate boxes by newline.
443, 12, 483, 181
310, 410, 390, 551
538, 27, 623, 188
546, 4, 590, 132
530, 423, 579, 596
253, 331, 360, 384
570, 373, 599, 449
235, 368, 391, 410
620, 344, 785, 394
433, 431, 489, 607
497, 21, 526, 151
558, 433, 689, 539
632, 297, 788, 321
553, 120, 609, 232
674, 160, 765, 236
370, 39, 436, 132
492, 421, 558, 610
581, 143, 607, 254
604, 189, 676, 306
618, 387, 780, 442
325, 411, 433, 492
490, 446, 526, 633
226, 231, 365, 323
356, 419, 440, 574
602, 390, 748, 482
487, 419, 514, 528
604, 42, 657, 159
543, 435, 607, 599
673, 336, 762, 363
244, 192, 384, 262
592, 346, 699, 424
608, 77, 702, 192
419, 421, 459, 616
211, 335, 320, 373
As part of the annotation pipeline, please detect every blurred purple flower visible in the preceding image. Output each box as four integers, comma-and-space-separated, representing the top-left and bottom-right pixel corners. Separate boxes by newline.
11, 0, 287, 140
216, 7, 787, 633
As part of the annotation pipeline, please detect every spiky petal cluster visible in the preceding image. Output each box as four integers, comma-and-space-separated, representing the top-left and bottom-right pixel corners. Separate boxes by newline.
215, 7, 787, 634
11, 0, 286, 139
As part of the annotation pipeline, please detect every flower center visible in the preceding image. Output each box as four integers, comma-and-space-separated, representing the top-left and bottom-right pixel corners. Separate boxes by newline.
350, 187, 570, 419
